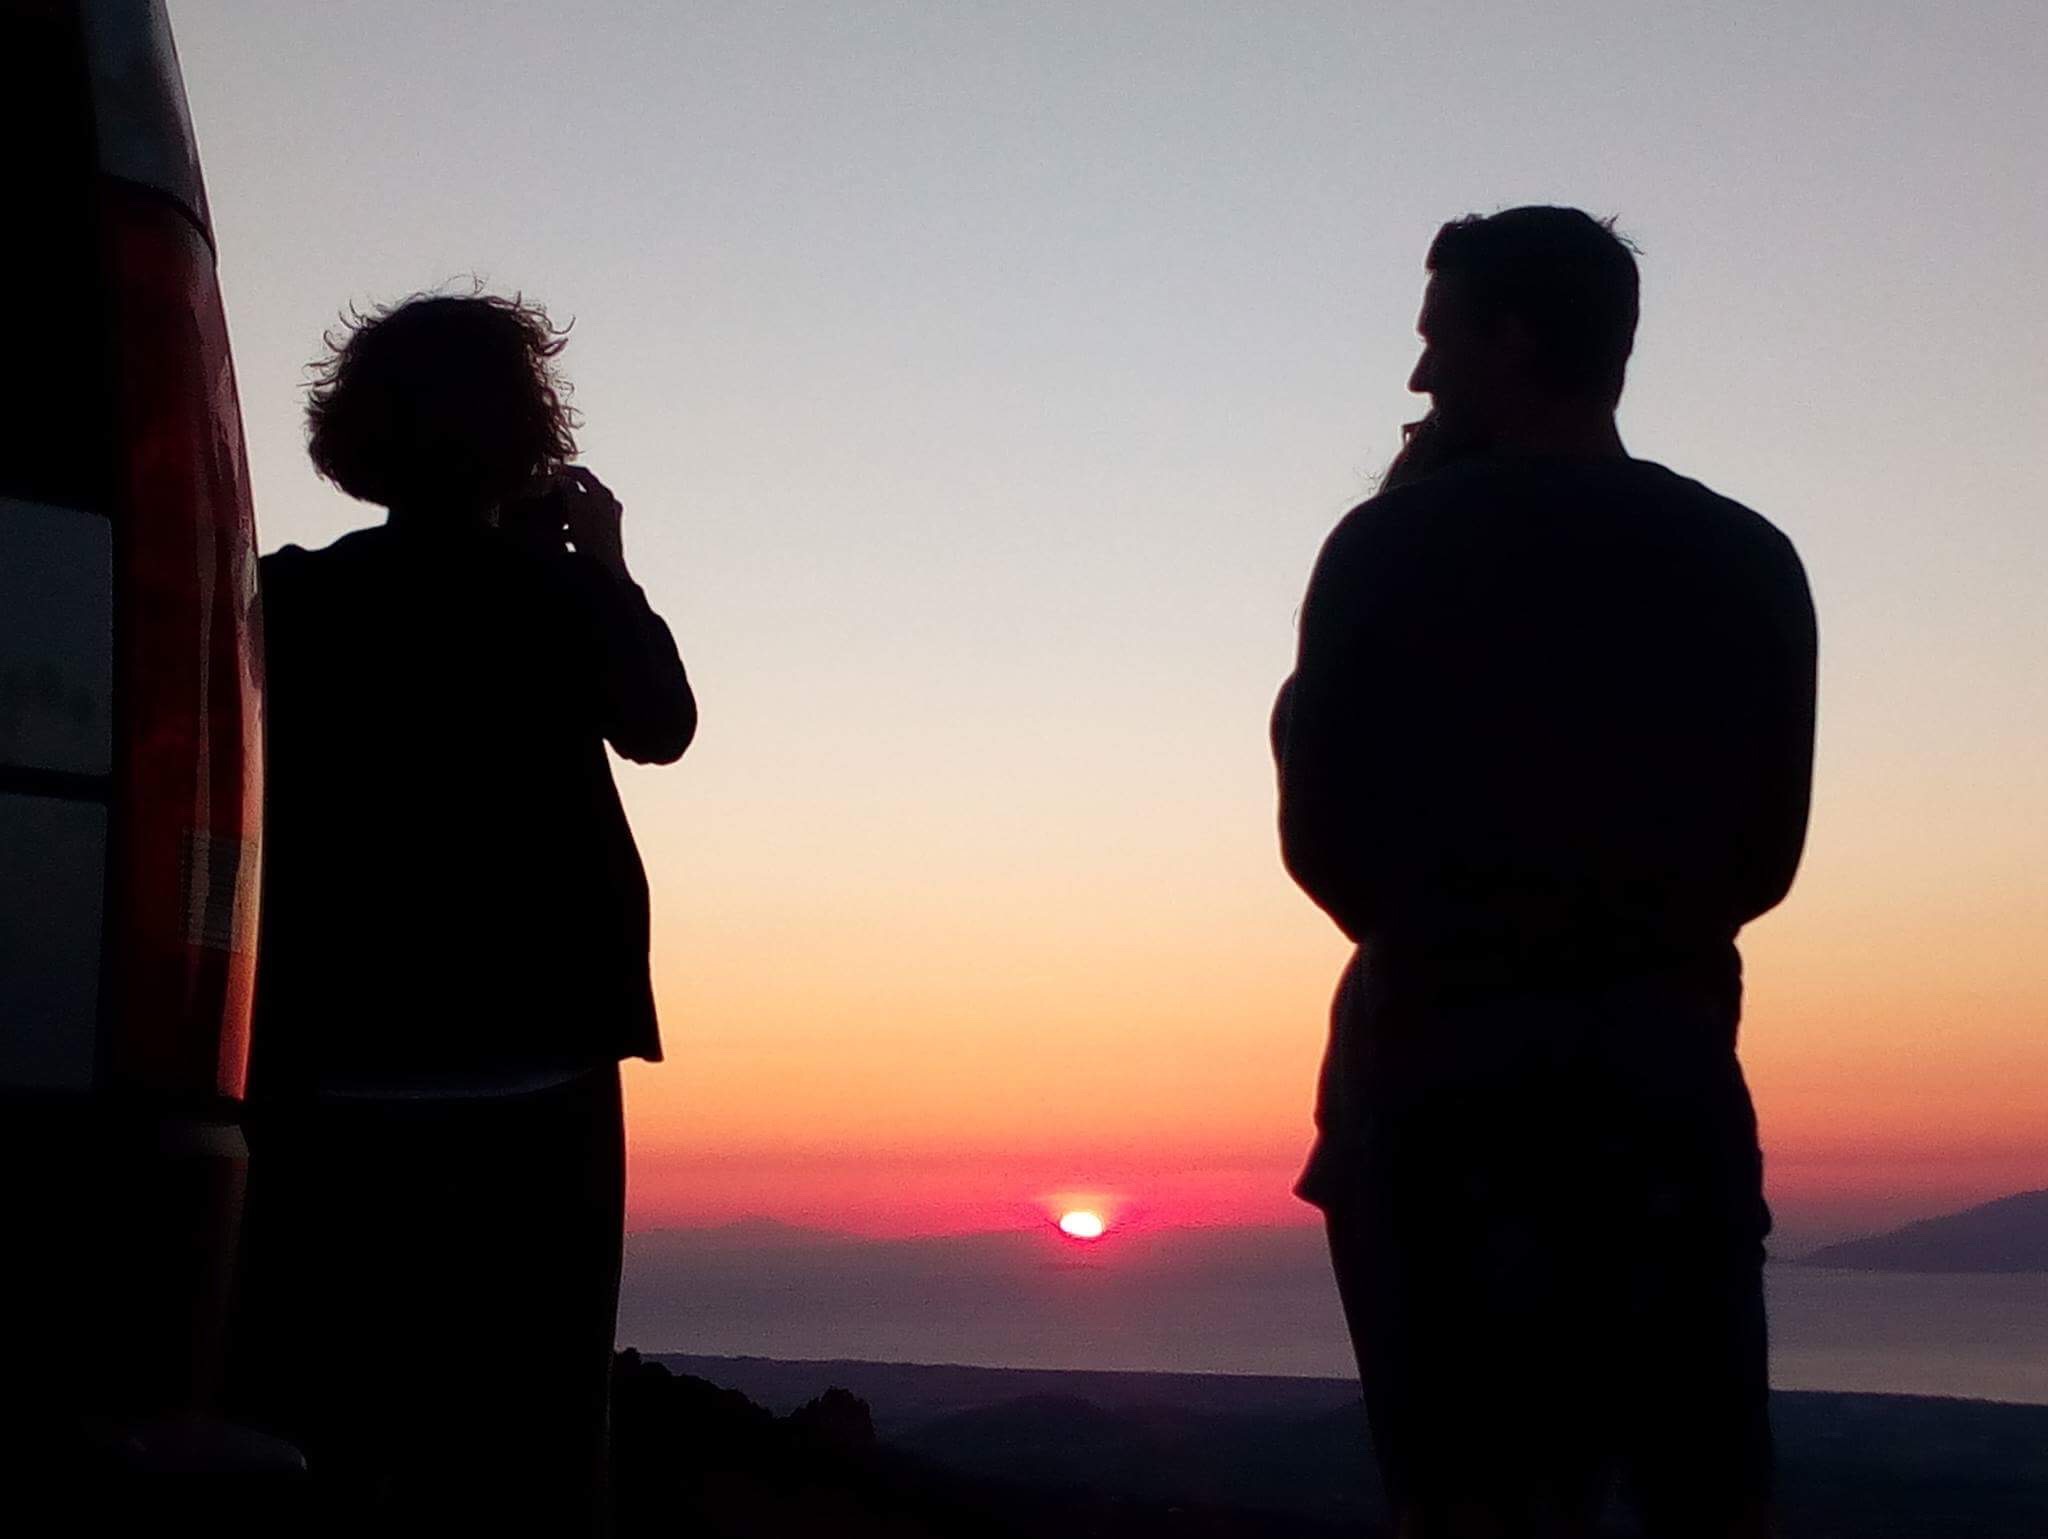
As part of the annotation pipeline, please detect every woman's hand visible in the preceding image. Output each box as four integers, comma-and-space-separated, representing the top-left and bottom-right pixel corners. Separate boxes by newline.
557, 466, 631, 580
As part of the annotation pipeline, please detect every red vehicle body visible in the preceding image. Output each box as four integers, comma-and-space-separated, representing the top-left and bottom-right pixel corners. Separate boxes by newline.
2, 0, 267, 1468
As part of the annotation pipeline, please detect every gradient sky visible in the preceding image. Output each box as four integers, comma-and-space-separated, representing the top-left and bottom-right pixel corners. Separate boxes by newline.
173, 2, 2047, 1245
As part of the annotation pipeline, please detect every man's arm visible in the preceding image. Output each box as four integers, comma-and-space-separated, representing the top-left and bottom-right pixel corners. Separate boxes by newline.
1732, 529, 1818, 922
1277, 504, 1408, 942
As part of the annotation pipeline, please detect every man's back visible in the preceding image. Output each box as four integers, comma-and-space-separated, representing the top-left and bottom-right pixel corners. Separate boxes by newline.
1281, 454, 1817, 1005
1290, 207, 1810, 1532
1284, 454, 1814, 1531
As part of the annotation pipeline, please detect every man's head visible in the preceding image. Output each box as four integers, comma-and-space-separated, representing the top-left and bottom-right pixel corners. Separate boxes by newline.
1407, 207, 1640, 454
306, 290, 577, 517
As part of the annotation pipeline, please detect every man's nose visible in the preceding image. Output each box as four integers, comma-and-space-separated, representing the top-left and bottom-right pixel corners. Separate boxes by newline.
1407, 350, 1433, 395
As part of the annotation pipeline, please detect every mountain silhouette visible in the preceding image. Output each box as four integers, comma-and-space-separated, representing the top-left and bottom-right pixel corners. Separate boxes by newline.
609, 1350, 1361, 1536
1797, 1190, 2048, 1273
895, 1389, 1385, 1529
620, 1353, 2048, 1538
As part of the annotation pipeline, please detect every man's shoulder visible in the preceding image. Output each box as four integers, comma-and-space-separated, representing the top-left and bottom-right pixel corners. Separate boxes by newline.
1331, 452, 1551, 529
1320, 474, 1460, 557
1311, 462, 1520, 594
1619, 460, 1805, 570
1315, 456, 1806, 592
1400, 455, 1801, 569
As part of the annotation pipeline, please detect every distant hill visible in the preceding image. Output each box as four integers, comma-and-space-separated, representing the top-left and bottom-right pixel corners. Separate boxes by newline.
611, 1351, 1359, 1537
638, 1353, 2048, 1539
654, 1353, 1361, 1434
1797, 1190, 2048, 1273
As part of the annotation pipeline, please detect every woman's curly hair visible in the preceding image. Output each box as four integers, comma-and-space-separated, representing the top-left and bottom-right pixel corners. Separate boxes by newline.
305, 288, 578, 511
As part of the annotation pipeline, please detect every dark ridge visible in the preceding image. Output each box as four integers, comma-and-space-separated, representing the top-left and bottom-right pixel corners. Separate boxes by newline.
619, 1351, 2048, 1538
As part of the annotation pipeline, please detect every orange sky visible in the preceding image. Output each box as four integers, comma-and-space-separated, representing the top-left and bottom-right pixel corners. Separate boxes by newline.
617, 735, 2048, 1246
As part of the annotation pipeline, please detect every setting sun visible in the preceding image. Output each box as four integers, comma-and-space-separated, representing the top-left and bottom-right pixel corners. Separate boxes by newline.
1057, 1210, 1107, 1241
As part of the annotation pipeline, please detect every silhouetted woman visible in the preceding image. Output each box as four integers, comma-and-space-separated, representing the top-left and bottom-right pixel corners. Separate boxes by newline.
235, 292, 695, 1534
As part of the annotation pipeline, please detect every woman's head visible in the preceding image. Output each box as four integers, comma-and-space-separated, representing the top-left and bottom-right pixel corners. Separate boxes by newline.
305, 290, 577, 516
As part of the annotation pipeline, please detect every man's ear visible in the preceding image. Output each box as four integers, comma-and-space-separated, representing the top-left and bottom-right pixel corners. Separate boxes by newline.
1493, 313, 1540, 376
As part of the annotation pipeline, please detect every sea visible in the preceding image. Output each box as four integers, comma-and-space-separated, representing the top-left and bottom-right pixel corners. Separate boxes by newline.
616, 1226, 2048, 1405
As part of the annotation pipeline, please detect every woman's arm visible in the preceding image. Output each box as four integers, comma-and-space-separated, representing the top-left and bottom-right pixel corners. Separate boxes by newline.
557, 469, 698, 765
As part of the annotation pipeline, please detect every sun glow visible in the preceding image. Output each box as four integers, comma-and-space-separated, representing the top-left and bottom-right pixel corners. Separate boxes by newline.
1057, 1209, 1107, 1240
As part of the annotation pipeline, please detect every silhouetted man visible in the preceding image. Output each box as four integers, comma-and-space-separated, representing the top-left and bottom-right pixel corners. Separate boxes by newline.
1276, 208, 1816, 1535
236, 293, 695, 1535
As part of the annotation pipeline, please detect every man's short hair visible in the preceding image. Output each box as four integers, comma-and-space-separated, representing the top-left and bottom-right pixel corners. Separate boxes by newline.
1426, 207, 1640, 407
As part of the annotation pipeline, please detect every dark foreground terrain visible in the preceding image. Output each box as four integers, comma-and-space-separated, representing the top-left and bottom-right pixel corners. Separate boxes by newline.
617, 1352, 2048, 1538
